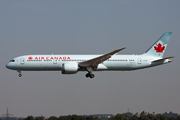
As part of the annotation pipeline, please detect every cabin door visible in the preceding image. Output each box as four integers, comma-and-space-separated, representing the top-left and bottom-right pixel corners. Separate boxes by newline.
20, 58, 25, 64
53, 59, 57, 64
137, 58, 142, 64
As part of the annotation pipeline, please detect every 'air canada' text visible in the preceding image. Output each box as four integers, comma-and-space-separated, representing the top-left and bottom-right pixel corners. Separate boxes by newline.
28, 56, 71, 60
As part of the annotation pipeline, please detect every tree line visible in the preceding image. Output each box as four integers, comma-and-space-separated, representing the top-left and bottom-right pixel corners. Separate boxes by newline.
109, 111, 180, 120
2, 111, 180, 120
24, 115, 100, 120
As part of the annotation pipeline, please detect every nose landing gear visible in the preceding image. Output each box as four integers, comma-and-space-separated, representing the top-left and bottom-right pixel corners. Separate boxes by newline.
17, 70, 22, 77
18, 74, 22, 77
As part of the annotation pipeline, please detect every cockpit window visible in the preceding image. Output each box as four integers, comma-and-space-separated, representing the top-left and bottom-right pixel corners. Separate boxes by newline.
10, 60, 15, 62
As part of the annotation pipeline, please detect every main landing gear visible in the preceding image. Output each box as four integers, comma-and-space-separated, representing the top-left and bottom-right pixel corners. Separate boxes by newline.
86, 73, 95, 78
85, 67, 95, 79
17, 70, 22, 77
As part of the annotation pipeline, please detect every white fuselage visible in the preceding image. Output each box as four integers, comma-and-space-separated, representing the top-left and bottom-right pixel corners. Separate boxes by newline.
5, 32, 173, 78
6, 54, 169, 71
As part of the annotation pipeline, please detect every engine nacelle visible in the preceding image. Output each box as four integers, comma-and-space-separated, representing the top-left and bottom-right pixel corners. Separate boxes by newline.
62, 63, 79, 74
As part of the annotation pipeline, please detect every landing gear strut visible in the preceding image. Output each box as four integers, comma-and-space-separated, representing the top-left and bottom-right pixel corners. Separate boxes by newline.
85, 67, 95, 79
17, 70, 22, 77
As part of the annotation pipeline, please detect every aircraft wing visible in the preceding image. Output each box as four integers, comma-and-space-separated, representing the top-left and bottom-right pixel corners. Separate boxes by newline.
79, 47, 126, 68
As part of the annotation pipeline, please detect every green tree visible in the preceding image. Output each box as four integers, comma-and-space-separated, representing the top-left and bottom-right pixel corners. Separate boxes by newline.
58, 116, 69, 120
155, 114, 161, 120
139, 111, 147, 120
177, 115, 180, 120
35, 116, 44, 120
72, 115, 79, 120
129, 115, 138, 120
147, 113, 155, 120
160, 115, 167, 120
115, 114, 123, 120
48, 116, 58, 120
86, 116, 95, 120
25, 116, 34, 120
121, 113, 130, 120
169, 117, 177, 120
78, 116, 86, 120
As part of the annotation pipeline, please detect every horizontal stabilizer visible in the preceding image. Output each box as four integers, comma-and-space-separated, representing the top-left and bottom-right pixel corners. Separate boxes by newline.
151, 56, 174, 63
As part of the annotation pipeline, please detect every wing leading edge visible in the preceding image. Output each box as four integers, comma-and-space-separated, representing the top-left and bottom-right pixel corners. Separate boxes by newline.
78, 47, 126, 68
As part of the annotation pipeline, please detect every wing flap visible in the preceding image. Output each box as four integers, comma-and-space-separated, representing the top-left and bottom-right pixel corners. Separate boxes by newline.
79, 47, 126, 67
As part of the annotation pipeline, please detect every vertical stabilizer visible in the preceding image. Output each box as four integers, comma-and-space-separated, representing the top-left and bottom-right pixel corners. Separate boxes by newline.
145, 32, 172, 58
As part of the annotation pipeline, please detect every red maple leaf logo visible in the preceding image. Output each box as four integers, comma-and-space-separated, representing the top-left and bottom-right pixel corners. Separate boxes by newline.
28, 57, 33, 60
154, 43, 165, 53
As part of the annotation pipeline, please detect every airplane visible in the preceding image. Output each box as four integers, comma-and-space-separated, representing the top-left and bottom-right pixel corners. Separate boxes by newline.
6, 32, 174, 78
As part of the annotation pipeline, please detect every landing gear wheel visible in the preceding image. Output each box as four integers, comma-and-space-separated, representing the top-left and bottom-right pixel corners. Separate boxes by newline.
86, 73, 90, 78
90, 74, 95, 78
85, 73, 95, 78
18, 74, 22, 77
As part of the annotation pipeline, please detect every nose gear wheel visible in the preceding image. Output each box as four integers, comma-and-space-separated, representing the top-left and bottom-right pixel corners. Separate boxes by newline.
17, 70, 22, 77
18, 74, 22, 77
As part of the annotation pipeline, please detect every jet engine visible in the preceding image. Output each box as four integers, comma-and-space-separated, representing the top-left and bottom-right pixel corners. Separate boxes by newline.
61, 63, 79, 74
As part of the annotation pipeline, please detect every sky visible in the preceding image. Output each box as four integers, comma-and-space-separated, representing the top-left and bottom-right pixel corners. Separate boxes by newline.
0, 0, 180, 118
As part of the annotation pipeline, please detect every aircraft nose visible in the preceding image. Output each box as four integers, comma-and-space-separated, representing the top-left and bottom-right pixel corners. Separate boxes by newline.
6, 62, 13, 69
6, 63, 10, 69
